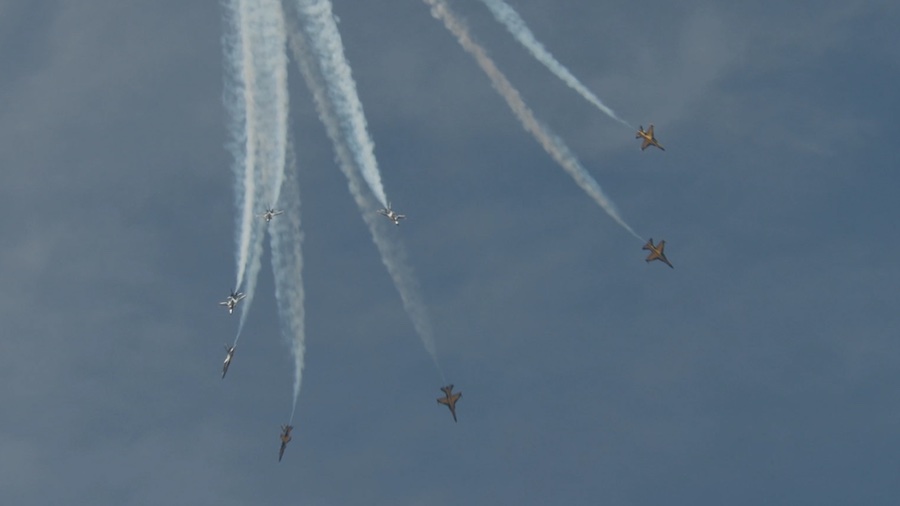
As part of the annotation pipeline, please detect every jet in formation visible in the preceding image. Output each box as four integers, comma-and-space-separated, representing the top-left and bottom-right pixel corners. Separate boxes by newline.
219, 291, 246, 314
278, 424, 293, 462
437, 385, 462, 422
377, 203, 406, 226
258, 208, 284, 222
636, 124, 665, 151
643, 238, 674, 268
221, 345, 236, 379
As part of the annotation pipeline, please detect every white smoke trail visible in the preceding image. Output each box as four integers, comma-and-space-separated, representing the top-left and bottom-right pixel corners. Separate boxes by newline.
222, 0, 292, 343
287, 21, 444, 379
222, 0, 260, 291
255, 0, 290, 211
237, 0, 290, 343
292, 0, 390, 209
268, 139, 306, 422
234, 216, 265, 342
425, 0, 642, 241
477, 0, 631, 128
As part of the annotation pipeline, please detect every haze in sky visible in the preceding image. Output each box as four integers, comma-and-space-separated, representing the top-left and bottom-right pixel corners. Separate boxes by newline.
0, 1, 897, 504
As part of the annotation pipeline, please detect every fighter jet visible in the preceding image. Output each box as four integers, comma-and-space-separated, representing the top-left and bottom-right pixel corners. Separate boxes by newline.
219, 291, 246, 314
377, 203, 406, 226
278, 424, 293, 462
643, 238, 674, 268
636, 124, 665, 151
436, 385, 462, 422
221, 345, 235, 379
258, 208, 284, 222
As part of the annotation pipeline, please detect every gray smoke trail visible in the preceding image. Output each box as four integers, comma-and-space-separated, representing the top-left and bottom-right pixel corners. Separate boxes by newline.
425, 0, 642, 241
477, 0, 631, 128
287, 21, 444, 379
269, 139, 306, 422
291, 0, 390, 209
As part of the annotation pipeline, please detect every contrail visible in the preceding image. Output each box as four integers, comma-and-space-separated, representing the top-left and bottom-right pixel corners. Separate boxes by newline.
425, 0, 642, 241
476, 0, 631, 128
221, 0, 292, 343
288, 20, 444, 379
291, 0, 390, 209
268, 139, 307, 423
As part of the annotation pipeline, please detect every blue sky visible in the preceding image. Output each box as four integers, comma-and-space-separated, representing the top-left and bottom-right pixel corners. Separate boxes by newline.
1, 0, 898, 504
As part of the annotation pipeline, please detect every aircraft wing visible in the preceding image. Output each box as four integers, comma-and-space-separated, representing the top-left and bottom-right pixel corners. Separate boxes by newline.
437, 393, 461, 405
641, 138, 651, 150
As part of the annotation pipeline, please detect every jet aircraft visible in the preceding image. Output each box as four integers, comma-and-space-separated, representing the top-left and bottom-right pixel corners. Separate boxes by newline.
643, 238, 674, 268
436, 385, 462, 422
636, 124, 665, 151
219, 291, 246, 314
278, 424, 293, 462
377, 203, 406, 226
221, 345, 235, 378
258, 208, 284, 222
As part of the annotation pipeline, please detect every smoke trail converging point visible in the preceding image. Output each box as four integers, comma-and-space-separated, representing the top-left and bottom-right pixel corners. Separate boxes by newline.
425, 0, 642, 241
477, 0, 632, 129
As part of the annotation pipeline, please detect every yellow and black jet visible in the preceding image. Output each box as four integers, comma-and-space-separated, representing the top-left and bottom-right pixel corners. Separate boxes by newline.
437, 385, 462, 422
278, 424, 293, 462
636, 124, 665, 151
643, 238, 673, 268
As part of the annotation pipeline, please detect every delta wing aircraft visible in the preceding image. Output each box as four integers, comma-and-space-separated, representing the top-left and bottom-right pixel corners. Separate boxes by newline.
437, 385, 462, 422
636, 124, 665, 151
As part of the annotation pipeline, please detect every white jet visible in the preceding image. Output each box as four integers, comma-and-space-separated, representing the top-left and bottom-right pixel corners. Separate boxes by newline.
377, 203, 406, 226
258, 208, 284, 222
219, 291, 246, 315
222, 345, 236, 378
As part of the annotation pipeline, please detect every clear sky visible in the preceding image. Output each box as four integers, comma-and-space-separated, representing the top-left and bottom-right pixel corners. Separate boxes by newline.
1, 0, 898, 504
